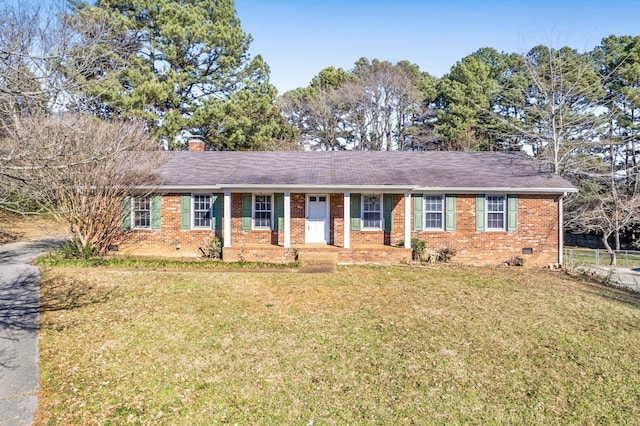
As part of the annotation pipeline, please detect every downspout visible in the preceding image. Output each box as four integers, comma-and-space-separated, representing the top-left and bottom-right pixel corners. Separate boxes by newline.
558, 192, 566, 265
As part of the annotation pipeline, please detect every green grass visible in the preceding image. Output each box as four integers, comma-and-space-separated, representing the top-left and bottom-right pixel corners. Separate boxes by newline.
33, 251, 299, 270
36, 265, 640, 424
564, 247, 640, 268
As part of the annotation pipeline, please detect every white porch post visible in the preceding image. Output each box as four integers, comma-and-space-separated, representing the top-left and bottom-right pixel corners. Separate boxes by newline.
223, 192, 231, 247
343, 192, 350, 248
404, 192, 411, 249
558, 193, 565, 265
284, 191, 291, 248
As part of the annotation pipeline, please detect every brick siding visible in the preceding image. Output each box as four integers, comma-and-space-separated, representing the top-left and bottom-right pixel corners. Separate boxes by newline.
411, 194, 559, 266
121, 192, 560, 266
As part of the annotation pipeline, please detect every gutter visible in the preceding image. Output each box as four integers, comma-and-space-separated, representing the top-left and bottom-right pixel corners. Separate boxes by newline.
150, 184, 577, 195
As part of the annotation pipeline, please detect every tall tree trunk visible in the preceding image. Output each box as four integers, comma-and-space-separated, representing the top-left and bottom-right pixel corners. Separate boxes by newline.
602, 232, 617, 266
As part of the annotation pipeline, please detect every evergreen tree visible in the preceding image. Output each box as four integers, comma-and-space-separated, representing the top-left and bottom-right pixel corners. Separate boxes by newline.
67, 0, 280, 149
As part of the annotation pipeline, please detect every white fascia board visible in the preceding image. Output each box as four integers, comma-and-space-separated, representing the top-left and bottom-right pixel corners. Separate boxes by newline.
218, 184, 415, 193
148, 184, 577, 194
152, 185, 223, 192
413, 187, 578, 194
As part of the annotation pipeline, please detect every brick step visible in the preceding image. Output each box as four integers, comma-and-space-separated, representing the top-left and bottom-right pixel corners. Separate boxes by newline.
298, 251, 338, 273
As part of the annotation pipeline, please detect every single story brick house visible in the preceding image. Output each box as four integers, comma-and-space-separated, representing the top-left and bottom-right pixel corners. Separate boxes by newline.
119, 143, 576, 266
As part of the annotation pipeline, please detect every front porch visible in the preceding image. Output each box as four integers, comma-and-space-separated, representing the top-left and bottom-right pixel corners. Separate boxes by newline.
222, 244, 413, 265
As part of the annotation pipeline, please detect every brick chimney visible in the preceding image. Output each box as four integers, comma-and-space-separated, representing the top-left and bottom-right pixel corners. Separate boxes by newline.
187, 137, 205, 152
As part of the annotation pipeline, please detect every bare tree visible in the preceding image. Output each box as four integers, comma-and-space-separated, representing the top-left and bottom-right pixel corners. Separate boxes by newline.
566, 166, 640, 265
0, 3, 162, 254
1, 113, 163, 254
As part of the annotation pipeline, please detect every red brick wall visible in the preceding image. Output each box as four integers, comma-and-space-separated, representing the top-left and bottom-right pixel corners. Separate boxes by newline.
122, 192, 561, 266
411, 194, 560, 266
119, 193, 221, 257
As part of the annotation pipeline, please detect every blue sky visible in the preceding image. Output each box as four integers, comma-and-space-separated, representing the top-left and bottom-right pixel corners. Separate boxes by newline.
235, 0, 640, 95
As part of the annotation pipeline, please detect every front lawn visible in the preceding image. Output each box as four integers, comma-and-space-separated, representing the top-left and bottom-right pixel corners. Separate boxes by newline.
36, 266, 640, 424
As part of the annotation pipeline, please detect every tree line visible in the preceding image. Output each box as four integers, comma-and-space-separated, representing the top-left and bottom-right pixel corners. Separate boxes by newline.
1, 0, 640, 263
280, 39, 640, 263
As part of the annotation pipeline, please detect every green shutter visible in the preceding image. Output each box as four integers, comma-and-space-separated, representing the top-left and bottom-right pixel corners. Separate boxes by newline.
383, 194, 393, 231
241, 193, 252, 230
445, 194, 456, 232
476, 194, 486, 232
413, 194, 423, 231
507, 194, 518, 232
151, 195, 161, 229
274, 193, 284, 231
180, 194, 191, 230
211, 193, 222, 231
120, 196, 131, 230
351, 193, 361, 231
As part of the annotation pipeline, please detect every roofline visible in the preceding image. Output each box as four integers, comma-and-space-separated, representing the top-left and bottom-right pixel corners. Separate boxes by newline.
413, 186, 578, 194
150, 184, 577, 194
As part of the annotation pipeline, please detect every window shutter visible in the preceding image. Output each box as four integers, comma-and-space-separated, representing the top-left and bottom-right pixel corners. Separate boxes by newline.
507, 194, 518, 232
212, 193, 223, 231
151, 195, 161, 229
383, 194, 393, 231
180, 194, 191, 230
241, 193, 252, 230
445, 194, 456, 232
413, 194, 423, 231
274, 193, 284, 231
120, 196, 131, 230
476, 194, 486, 232
351, 193, 361, 231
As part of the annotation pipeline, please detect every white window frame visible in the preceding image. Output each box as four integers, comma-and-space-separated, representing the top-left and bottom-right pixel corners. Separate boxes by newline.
192, 194, 212, 229
132, 195, 151, 229
424, 195, 445, 231
486, 195, 507, 231
253, 193, 274, 230
362, 194, 382, 230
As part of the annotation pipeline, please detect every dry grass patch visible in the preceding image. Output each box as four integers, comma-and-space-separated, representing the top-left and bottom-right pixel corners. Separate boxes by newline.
36, 265, 640, 424
0, 211, 68, 243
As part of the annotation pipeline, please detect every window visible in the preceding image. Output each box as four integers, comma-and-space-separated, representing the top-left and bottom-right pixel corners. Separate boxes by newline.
362, 194, 382, 229
486, 195, 506, 230
193, 194, 211, 228
424, 195, 444, 229
254, 194, 272, 229
132, 195, 151, 229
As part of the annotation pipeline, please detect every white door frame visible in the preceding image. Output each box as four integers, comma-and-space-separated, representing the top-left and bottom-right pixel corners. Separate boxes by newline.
305, 194, 330, 244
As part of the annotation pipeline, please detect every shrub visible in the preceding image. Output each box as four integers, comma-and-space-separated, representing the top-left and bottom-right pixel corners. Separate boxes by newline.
200, 236, 223, 259
61, 240, 98, 259
401, 238, 426, 261
506, 255, 525, 266
436, 247, 456, 263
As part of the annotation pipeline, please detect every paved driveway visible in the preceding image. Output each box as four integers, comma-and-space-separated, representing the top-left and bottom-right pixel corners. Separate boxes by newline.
0, 238, 66, 425
577, 265, 640, 292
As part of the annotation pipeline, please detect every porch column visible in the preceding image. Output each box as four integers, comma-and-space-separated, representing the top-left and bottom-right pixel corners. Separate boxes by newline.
343, 192, 350, 248
284, 191, 291, 248
404, 192, 411, 249
558, 193, 565, 265
223, 192, 231, 247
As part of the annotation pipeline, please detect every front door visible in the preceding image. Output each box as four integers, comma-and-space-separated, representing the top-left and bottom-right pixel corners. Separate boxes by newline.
306, 195, 328, 243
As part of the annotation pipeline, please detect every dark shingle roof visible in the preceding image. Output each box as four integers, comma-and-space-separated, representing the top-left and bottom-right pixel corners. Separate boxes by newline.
154, 151, 575, 193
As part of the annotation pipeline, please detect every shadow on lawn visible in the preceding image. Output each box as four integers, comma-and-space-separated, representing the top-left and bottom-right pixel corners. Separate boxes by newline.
570, 270, 640, 309
1, 268, 113, 333
1, 267, 113, 370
